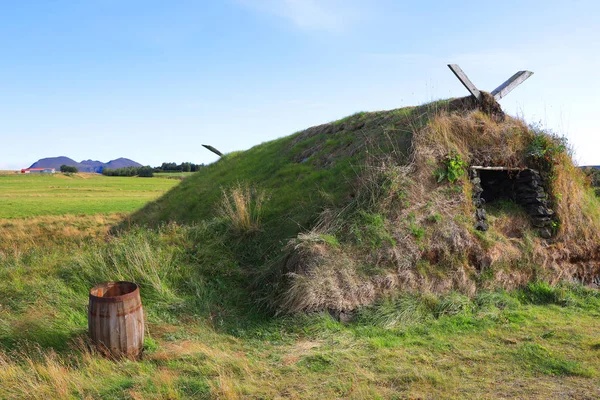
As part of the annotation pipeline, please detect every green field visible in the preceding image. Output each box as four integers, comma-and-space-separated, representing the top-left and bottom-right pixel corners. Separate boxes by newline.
0, 173, 179, 219
154, 171, 195, 178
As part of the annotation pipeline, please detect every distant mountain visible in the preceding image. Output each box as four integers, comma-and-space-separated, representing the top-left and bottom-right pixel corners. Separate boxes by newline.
104, 158, 143, 170
80, 160, 105, 169
30, 157, 81, 170
29, 157, 143, 173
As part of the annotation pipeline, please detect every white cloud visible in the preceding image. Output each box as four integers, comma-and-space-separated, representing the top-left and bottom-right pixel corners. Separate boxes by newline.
237, 0, 365, 32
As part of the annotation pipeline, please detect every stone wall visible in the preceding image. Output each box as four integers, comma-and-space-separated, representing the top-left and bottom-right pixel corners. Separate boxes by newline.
470, 168, 555, 238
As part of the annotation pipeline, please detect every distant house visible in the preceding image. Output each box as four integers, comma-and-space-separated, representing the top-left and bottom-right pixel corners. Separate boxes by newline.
21, 168, 55, 174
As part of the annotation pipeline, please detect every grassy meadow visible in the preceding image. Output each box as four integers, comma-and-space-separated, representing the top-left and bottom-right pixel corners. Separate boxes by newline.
2, 224, 600, 399
1, 176, 599, 399
2, 104, 600, 399
0, 173, 178, 219
154, 172, 195, 178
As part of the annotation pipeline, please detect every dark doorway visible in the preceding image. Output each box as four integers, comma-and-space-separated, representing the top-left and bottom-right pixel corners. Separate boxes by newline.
470, 167, 555, 238
478, 169, 518, 203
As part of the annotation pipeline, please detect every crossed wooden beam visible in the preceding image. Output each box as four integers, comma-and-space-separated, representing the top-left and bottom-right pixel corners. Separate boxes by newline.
448, 64, 533, 103
202, 144, 223, 157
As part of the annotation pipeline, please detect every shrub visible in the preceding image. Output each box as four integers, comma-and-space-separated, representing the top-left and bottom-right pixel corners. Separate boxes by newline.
526, 126, 567, 167
60, 165, 78, 173
138, 166, 154, 177
434, 151, 466, 183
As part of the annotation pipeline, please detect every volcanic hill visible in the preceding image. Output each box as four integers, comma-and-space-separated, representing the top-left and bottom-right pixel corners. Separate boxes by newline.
30, 157, 142, 172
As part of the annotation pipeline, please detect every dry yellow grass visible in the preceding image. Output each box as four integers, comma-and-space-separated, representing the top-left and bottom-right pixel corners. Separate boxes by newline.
3, 298, 600, 399
277, 108, 600, 312
218, 183, 268, 233
423, 111, 600, 282
2, 221, 600, 399
52, 172, 98, 179
0, 213, 126, 254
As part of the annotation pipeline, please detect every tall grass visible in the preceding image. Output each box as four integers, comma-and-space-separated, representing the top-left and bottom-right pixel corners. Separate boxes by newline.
2, 218, 600, 398
218, 183, 268, 234
73, 231, 178, 300
0, 213, 124, 254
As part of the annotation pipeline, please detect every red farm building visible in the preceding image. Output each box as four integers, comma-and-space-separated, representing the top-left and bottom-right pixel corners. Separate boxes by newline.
21, 168, 55, 174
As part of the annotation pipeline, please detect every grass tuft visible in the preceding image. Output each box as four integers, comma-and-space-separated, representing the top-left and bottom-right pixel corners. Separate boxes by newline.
218, 183, 268, 234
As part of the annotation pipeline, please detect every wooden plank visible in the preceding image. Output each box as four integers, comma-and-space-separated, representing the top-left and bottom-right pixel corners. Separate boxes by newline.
448, 64, 481, 102
470, 166, 523, 171
491, 71, 533, 101
202, 144, 223, 157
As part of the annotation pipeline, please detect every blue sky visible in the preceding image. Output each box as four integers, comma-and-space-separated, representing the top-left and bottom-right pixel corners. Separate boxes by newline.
1, 0, 598, 169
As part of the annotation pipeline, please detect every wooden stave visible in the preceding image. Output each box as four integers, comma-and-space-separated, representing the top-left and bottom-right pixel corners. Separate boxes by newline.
88, 281, 144, 359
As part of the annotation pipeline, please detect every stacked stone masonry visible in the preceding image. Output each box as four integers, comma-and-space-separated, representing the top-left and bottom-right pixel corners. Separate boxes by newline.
470, 168, 555, 239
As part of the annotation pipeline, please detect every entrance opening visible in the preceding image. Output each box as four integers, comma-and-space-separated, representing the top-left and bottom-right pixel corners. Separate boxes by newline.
478, 169, 518, 203
470, 167, 555, 238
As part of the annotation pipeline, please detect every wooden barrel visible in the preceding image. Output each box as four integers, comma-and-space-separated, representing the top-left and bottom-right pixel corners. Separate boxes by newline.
88, 281, 144, 359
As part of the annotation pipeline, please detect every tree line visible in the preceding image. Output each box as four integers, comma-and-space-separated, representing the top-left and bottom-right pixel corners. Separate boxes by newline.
59, 162, 204, 177
154, 162, 204, 172
102, 166, 154, 177
101, 162, 204, 177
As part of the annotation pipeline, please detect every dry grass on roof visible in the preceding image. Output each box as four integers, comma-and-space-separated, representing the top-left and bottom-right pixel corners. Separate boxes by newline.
274, 108, 600, 313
